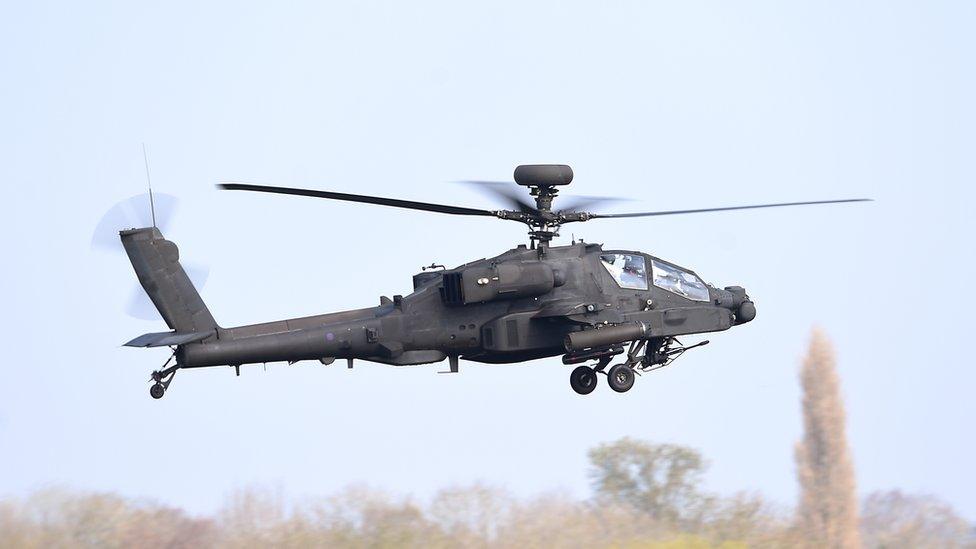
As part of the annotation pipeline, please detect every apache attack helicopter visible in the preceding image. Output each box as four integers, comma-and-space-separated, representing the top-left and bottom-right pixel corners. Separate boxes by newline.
115, 164, 869, 399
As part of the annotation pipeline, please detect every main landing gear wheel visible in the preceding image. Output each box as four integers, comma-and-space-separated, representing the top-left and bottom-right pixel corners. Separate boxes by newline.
150, 383, 166, 399
607, 364, 635, 393
570, 365, 598, 395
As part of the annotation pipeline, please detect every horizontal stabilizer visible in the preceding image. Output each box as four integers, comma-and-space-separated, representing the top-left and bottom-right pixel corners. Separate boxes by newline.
124, 330, 212, 348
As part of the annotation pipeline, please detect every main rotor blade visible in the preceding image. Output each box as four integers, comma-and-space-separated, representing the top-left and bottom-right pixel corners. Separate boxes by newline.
558, 195, 628, 214
458, 180, 538, 214
219, 183, 496, 217
588, 198, 873, 219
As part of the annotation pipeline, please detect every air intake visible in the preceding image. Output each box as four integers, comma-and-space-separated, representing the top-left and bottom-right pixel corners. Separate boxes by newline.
439, 272, 464, 305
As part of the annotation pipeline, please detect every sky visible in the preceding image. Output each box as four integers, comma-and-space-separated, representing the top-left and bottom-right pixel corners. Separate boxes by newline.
1, 0, 974, 519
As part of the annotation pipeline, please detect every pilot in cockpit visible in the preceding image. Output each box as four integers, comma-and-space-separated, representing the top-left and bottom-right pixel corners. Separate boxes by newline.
620, 256, 646, 287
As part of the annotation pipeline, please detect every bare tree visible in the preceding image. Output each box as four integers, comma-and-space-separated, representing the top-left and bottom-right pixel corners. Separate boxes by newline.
0, 500, 34, 548
215, 486, 288, 548
0, 488, 214, 549
300, 485, 446, 548
795, 329, 861, 548
698, 491, 802, 548
860, 490, 975, 549
498, 491, 660, 549
427, 483, 513, 547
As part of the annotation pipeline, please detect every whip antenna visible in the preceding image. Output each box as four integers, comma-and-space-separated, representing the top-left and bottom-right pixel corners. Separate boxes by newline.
142, 142, 157, 229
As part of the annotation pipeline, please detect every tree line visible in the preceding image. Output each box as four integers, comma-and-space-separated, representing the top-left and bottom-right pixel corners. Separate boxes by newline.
1, 331, 972, 547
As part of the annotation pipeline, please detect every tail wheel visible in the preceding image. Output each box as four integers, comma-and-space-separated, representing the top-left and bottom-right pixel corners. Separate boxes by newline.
570, 366, 598, 395
607, 364, 635, 393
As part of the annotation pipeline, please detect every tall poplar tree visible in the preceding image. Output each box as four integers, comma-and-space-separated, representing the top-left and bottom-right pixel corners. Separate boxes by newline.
795, 329, 861, 548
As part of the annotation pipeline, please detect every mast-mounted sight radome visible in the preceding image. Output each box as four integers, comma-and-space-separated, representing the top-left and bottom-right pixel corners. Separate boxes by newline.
514, 164, 574, 187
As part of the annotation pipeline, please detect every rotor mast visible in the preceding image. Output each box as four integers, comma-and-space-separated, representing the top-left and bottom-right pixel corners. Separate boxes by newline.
509, 164, 575, 249
526, 184, 559, 249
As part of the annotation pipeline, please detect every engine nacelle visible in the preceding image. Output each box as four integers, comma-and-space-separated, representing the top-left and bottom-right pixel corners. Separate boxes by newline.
440, 262, 559, 305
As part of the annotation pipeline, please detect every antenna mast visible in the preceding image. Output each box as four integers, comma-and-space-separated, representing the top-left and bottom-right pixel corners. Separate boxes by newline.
142, 143, 157, 228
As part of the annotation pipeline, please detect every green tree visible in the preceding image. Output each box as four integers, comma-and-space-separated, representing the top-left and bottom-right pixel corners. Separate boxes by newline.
587, 437, 707, 527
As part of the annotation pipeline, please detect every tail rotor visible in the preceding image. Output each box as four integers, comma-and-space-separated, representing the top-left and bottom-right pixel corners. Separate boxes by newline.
92, 193, 210, 322
90, 193, 178, 252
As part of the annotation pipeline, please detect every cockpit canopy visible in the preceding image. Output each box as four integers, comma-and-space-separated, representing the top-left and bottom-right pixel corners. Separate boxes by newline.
599, 253, 648, 290
600, 252, 710, 302
650, 259, 709, 301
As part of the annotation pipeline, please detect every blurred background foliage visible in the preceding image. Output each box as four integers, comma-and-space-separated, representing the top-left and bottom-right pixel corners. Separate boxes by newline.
1, 442, 971, 548
1, 337, 971, 548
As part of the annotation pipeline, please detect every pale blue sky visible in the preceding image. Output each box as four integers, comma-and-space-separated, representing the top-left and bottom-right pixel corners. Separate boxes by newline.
2, 0, 974, 519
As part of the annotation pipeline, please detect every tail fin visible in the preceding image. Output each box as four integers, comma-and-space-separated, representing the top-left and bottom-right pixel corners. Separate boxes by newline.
120, 227, 218, 333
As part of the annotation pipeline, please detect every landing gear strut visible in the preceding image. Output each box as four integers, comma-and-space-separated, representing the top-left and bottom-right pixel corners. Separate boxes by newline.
565, 337, 709, 395
639, 337, 710, 373
149, 353, 179, 399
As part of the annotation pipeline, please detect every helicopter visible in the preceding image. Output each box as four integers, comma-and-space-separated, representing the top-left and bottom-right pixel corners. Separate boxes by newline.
116, 164, 869, 398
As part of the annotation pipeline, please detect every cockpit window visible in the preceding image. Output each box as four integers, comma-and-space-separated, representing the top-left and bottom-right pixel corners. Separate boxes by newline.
651, 259, 710, 302
600, 253, 648, 290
